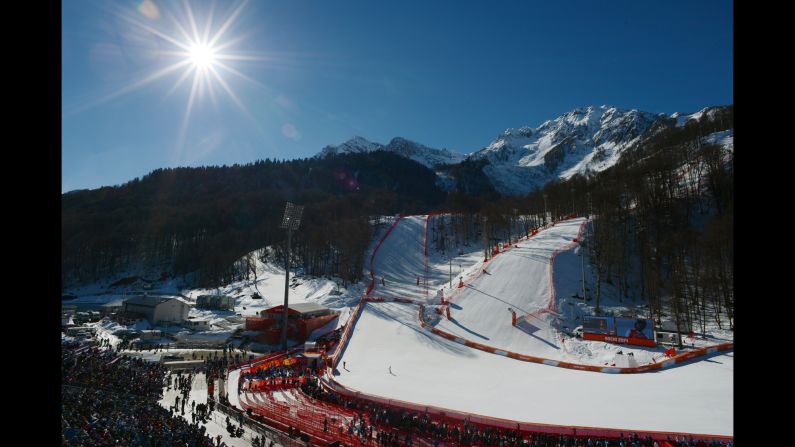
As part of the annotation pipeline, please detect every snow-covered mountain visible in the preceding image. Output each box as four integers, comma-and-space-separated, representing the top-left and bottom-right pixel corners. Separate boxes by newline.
670, 106, 730, 128
318, 136, 465, 169
319, 136, 384, 156
468, 105, 669, 195
317, 105, 731, 196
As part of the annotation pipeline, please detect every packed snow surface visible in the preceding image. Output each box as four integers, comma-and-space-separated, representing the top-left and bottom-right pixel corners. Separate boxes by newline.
336, 301, 732, 436
335, 215, 732, 436
433, 219, 584, 359
369, 215, 430, 301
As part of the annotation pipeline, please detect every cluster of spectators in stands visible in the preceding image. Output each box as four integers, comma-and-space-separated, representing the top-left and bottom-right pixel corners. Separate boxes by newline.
238, 360, 315, 392
243, 364, 306, 382
62, 345, 165, 397
61, 342, 217, 446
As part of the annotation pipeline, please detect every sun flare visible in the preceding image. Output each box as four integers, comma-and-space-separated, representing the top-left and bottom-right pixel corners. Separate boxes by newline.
188, 43, 216, 69
62, 1, 273, 157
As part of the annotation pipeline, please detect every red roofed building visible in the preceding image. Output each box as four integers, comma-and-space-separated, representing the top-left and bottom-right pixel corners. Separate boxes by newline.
245, 302, 339, 345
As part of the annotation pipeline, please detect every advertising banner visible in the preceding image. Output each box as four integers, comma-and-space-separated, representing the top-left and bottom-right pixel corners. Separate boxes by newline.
582, 332, 657, 347
581, 316, 656, 347
582, 316, 614, 335
614, 318, 654, 341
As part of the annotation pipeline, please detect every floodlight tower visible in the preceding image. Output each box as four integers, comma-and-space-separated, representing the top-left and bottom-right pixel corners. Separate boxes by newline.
571, 187, 576, 215
279, 202, 304, 352
482, 215, 489, 261
543, 193, 548, 226
512, 208, 518, 242
446, 234, 456, 288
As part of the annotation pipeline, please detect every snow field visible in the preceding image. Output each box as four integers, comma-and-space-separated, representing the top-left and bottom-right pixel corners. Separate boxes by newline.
334, 214, 732, 436
335, 300, 732, 436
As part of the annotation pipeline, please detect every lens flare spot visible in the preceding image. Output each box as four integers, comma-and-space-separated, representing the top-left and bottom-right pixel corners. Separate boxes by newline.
137, 0, 160, 20
281, 123, 298, 139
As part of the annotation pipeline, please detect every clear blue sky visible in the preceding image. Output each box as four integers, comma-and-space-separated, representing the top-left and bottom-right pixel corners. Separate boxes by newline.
62, 0, 733, 192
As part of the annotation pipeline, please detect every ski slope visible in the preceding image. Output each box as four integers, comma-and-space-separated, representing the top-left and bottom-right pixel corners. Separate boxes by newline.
335, 300, 732, 436
434, 218, 584, 360
334, 214, 732, 436
369, 215, 430, 301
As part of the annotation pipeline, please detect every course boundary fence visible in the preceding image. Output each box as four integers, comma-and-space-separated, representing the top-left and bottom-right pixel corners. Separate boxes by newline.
417, 302, 733, 373
213, 397, 307, 447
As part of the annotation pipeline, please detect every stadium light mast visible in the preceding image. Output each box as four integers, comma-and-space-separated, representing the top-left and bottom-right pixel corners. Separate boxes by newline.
512, 208, 518, 242
587, 192, 592, 218
543, 193, 548, 226
446, 235, 456, 288
580, 241, 586, 300
482, 215, 489, 261
571, 187, 575, 215
279, 202, 304, 352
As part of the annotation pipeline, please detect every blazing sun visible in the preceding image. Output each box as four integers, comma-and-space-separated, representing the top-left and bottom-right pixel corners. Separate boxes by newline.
188, 43, 217, 69
71, 0, 267, 152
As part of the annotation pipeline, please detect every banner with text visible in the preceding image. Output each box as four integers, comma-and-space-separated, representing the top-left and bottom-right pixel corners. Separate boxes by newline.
582, 316, 656, 347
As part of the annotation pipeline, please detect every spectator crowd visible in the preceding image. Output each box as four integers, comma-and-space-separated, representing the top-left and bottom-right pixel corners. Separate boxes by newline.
61, 342, 217, 446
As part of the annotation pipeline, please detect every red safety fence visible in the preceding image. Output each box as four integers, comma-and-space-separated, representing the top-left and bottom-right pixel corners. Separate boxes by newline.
239, 393, 339, 446
417, 303, 733, 374
239, 386, 370, 446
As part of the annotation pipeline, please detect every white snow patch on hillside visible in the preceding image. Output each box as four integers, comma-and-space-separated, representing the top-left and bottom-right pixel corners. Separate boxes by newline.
704, 129, 733, 153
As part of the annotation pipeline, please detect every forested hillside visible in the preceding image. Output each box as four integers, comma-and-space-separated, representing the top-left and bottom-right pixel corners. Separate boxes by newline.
62, 151, 446, 287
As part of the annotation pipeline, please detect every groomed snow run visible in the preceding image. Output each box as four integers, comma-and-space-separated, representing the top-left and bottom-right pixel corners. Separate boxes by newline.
335, 214, 732, 437
434, 218, 584, 360
336, 301, 732, 436
369, 215, 430, 301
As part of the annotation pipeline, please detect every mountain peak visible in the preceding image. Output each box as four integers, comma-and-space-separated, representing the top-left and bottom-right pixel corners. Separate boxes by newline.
317, 135, 465, 169
315, 104, 731, 196
471, 106, 668, 195
319, 136, 384, 157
